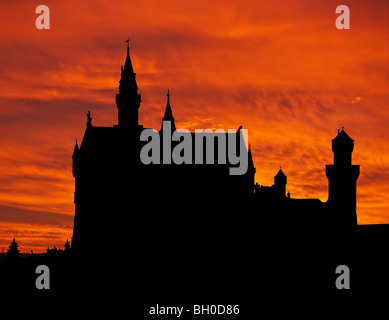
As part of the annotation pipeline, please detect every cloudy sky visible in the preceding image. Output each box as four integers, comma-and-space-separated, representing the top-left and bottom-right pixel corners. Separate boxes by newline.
0, 0, 388, 252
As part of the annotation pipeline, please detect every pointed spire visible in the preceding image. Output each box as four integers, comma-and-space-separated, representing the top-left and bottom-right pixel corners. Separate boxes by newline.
72, 140, 80, 177
162, 89, 176, 131
163, 90, 174, 119
122, 38, 135, 76
86, 111, 92, 128
126, 37, 130, 56
116, 39, 141, 128
72, 139, 79, 159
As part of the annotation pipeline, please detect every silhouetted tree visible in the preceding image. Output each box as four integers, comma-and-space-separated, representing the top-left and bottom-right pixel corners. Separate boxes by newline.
64, 239, 70, 252
64, 239, 71, 257
6, 238, 21, 261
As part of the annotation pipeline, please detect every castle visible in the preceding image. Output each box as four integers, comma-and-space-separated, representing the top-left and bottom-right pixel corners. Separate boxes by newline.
71, 42, 363, 255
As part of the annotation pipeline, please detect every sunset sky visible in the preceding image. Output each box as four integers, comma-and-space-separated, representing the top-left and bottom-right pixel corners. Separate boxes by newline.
0, 0, 388, 252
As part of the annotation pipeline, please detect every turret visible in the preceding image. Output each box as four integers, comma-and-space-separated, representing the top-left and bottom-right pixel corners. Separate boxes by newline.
326, 128, 360, 228
332, 127, 354, 166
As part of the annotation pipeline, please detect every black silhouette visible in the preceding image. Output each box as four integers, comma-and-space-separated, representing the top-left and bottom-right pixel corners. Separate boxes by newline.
64, 239, 70, 252
6, 238, 21, 261
253, 127, 360, 230
1, 42, 388, 314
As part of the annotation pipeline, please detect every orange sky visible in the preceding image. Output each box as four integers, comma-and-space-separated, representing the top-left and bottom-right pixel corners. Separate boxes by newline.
0, 0, 388, 252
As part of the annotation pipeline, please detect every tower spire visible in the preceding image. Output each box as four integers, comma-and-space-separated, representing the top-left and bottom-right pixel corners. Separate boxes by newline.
163, 90, 173, 119
126, 37, 130, 56
123, 37, 135, 75
86, 110, 92, 128
116, 39, 141, 128
161, 89, 176, 132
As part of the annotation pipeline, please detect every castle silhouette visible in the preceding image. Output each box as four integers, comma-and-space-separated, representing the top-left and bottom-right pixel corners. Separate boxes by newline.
1, 40, 388, 314
64, 43, 389, 312
68, 43, 389, 301
71, 42, 366, 256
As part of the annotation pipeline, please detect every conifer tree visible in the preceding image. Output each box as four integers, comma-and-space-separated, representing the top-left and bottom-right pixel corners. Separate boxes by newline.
6, 238, 20, 260
64, 239, 70, 252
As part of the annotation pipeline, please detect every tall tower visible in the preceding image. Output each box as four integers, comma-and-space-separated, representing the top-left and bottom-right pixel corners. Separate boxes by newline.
326, 128, 360, 228
116, 38, 141, 129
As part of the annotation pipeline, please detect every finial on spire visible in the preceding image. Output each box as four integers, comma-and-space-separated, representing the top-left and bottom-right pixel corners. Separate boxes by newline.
342, 126, 344, 131
126, 37, 130, 55
86, 110, 92, 127
161, 89, 176, 131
